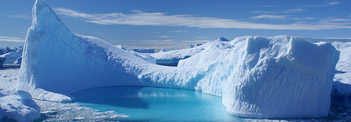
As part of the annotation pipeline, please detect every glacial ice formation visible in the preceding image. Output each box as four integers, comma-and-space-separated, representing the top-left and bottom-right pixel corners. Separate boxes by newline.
330, 41, 351, 107
0, 89, 40, 122
18, 0, 340, 118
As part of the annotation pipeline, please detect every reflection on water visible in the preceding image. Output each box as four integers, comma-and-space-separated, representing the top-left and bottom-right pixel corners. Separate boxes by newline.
71, 86, 241, 122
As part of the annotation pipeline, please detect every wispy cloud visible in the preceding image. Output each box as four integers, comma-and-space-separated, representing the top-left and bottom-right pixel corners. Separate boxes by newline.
318, 17, 351, 27
0, 36, 24, 42
159, 35, 171, 38
54, 8, 351, 30
7, 14, 32, 20
304, 1, 341, 8
251, 15, 317, 20
251, 8, 304, 14
251, 15, 287, 20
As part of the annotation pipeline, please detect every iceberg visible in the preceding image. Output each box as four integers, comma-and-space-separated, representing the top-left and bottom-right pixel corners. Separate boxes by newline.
330, 41, 351, 107
18, 0, 340, 118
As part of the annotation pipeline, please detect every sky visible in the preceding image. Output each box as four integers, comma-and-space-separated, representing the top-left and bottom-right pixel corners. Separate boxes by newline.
0, 0, 350, 49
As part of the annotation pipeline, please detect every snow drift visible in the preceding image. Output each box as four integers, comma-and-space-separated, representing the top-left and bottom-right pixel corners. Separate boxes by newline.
18, 0, 340, 118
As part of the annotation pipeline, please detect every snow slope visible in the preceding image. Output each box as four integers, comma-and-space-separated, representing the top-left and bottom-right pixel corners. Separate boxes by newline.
18, 0, 339, 118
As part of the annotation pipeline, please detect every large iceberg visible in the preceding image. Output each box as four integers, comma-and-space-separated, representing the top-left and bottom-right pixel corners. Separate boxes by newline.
18, 0, 340, 118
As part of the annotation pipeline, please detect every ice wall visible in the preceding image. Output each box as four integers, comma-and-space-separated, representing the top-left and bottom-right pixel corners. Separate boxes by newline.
18, 0, 340, 118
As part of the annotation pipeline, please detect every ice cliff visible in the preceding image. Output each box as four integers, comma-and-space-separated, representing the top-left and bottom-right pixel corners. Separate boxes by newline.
18, 0, 340, 118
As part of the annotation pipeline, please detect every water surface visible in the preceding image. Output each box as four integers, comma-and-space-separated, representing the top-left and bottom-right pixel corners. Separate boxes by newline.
71, 86, 242, 121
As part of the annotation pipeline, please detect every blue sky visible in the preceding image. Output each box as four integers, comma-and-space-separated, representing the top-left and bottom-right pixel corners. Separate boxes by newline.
0, 0, 350, 49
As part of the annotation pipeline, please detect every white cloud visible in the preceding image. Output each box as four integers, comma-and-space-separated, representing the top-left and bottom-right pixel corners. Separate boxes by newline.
159, 36, 170, 38
251, 8, 304, 14
328, 1, 341, 6
286, 8, 304, 13
252, 15, 317, 20
54, 8, 351, 30
7, 14, 32, 20
304, 1, 341, 7
251, 15, 287, 20
0, 36, 24, 42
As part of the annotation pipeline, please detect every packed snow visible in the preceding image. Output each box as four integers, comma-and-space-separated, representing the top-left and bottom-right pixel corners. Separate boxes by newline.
16, 0, 341, 119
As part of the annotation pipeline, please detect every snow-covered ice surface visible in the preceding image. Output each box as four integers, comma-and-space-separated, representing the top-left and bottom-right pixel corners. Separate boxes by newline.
0, 89, 40, 122
0, 68, 127, 121
126, 49, 156, 64
18, 0, 340, 118
333, 41, 351, 85
330, 41, 351, 107
0, 67, 40, 122
35, 100, 128, 121
151, 44, 204, 60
